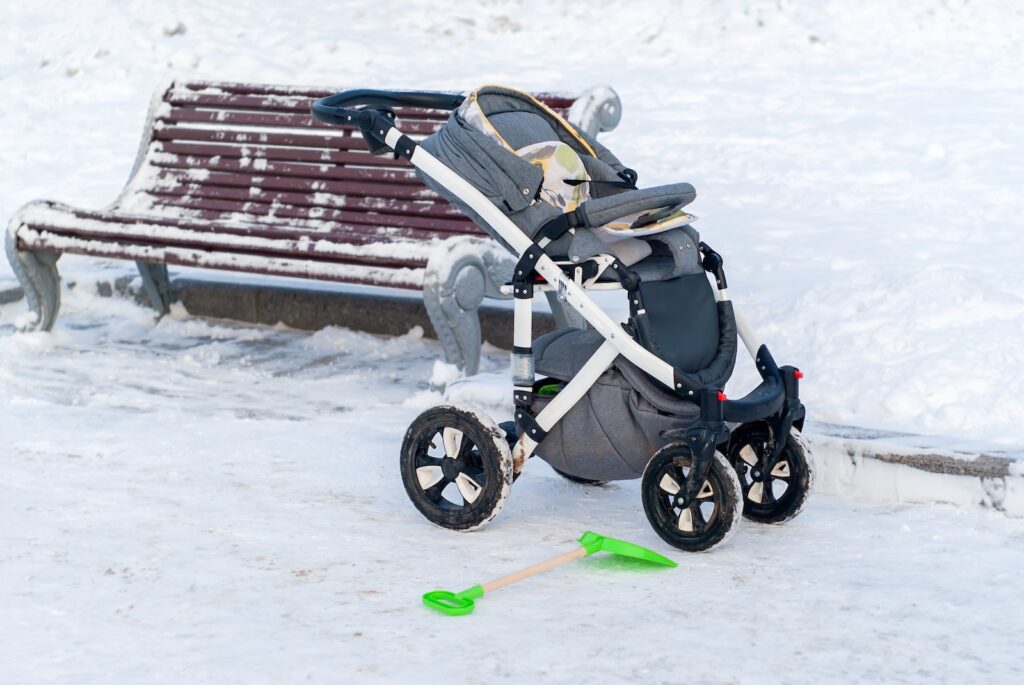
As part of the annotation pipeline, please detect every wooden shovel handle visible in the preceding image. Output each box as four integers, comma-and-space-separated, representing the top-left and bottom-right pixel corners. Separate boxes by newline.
481, 546, 587, 594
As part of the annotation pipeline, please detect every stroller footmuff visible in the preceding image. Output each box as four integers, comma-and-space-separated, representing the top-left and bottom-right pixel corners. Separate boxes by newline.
312, 85, 815, 551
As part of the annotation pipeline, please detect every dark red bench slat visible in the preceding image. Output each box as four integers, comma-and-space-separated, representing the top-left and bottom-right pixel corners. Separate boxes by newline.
149, 152, 423, 185
152, 126, 356, 149
159, 107, 444, 135
141, 184, 470, 219
144, 194, 478, 233
155, 141, 413, 167
22, 232, 426, 290
26, 204, 446, 246
151, 169, 437, 200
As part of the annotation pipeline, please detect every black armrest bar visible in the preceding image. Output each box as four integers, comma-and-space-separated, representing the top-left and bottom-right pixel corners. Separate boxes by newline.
311, 89, 465, 126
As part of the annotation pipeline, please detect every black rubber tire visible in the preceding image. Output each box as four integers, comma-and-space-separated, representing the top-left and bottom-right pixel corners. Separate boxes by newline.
400, 404, 512, 531
551, 467, 608, 487
727, 423, 814, 525
641, 444, 743, 552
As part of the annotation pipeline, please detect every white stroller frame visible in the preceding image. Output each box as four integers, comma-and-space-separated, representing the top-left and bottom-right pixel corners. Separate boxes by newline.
312, 90, 810, 550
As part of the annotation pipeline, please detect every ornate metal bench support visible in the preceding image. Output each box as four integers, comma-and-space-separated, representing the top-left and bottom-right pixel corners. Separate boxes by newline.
5, 217, 61, 331
135, 261, 173, 315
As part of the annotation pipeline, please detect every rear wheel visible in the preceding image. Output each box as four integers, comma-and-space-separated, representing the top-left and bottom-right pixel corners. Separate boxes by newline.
641, 445, 743, 552
400, 404, 512, 531
727, 423, 814, 524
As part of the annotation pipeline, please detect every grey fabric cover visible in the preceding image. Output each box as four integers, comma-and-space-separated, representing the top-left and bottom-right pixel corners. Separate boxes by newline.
531, 328, 702, 480
417, 86, 699, 278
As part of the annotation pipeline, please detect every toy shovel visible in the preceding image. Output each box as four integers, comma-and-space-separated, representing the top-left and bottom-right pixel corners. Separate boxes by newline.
422, 531, 676, 616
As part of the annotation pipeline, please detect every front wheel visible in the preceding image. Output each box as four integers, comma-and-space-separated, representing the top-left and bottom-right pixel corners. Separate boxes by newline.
641, 445, 743, 552
400, 404, 513, 531
727, 423, 814, 525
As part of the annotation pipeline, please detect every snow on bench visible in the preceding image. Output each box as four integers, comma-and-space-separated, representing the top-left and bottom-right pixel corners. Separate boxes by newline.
4, 79, 622, 373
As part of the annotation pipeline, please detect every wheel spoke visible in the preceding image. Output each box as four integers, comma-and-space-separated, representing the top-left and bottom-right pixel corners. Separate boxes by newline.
455, 473, 483, 504
770, 461, 791, 479
423, 476, 452, 502
677, 507, 695, 533
691, 503, 709, 533
659, 473, 681, 495
415, 465, 445, 490
762, 480, 778, 504
739, 444, 759, 466
696, 479, 714, 500
748, 481, 764, 504
442, 427, 464, 459
456, 435, 474, 462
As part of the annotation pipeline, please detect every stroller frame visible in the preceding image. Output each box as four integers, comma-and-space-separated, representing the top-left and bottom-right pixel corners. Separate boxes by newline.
312, 90, 809, 550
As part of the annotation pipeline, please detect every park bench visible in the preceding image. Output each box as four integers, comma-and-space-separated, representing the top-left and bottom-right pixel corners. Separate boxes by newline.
4, 79, 622, 373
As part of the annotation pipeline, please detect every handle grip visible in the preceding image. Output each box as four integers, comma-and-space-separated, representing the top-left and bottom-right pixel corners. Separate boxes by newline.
310, 89, 465, 126
422, 585, 484, 616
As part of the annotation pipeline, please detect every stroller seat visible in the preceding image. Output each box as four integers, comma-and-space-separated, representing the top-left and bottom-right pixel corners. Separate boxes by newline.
420, 85, 700, 281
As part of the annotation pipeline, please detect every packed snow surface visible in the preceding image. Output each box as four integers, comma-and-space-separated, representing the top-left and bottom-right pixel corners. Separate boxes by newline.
2, 299, 1023, 683
3, 2, 1024, 682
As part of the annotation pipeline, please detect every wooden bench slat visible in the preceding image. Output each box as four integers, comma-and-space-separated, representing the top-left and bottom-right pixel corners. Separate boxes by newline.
20, 230, 426, 290
25, 203, 439, 243
155, 140, 412, 167
150, 169, 438, 201
144, 194, 477, 233
165, 90, 455, 121
19, 207, 435, 268
159, 107, 445, 135
152, 125, 355, 149
137, 185, 469, 220
175, 81, 577, 111
149, 152, 423, 185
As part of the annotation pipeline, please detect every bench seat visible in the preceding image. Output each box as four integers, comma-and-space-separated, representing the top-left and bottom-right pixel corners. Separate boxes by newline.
5, 80, 622, 373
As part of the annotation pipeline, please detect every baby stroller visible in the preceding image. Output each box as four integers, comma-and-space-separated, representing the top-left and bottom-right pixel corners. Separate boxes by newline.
312, 86, 814, 551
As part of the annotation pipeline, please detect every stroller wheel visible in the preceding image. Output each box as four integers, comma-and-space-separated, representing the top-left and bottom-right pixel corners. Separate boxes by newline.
400, 404, 513, 531
727, 423, 815, 525
551, 468, 607, 487
641, 445, 743, 552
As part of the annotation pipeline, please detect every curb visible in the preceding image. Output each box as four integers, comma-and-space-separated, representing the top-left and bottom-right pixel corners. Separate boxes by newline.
806, 423, 1022, 516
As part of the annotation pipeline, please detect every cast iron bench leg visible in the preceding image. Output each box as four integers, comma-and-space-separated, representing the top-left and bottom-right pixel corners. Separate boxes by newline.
135, 261, 173, 316
424, 237, 516, 376
5, 221, 61, 331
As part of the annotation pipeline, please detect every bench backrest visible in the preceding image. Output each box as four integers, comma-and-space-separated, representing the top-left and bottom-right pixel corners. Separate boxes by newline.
120, 80, 577, 245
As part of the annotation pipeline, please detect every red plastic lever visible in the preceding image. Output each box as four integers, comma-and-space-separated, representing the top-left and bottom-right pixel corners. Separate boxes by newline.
717, 391, 727, 401
794, 370, 804, 380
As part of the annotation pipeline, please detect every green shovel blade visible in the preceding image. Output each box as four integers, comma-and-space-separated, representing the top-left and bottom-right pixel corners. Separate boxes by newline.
578, 531, 677, 567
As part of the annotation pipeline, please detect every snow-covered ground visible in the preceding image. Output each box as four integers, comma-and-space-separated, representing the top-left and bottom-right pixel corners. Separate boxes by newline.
3, 1, 1024, 682
2, 300, 1023, 683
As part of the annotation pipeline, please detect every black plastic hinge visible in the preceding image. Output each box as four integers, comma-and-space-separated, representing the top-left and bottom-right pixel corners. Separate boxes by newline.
393, 134, 417, 160
513, 388, 534, 407
514, 408, 547, 443
609, 260, 640, 291
699, 241, 728, 290
513, 244, 543, 295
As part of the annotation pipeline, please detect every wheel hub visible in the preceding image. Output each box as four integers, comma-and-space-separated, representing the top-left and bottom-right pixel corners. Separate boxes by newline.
441, 457, 461, 480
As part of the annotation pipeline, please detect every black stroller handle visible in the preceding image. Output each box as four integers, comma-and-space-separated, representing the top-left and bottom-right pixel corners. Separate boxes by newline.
310, 89, 465, 126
